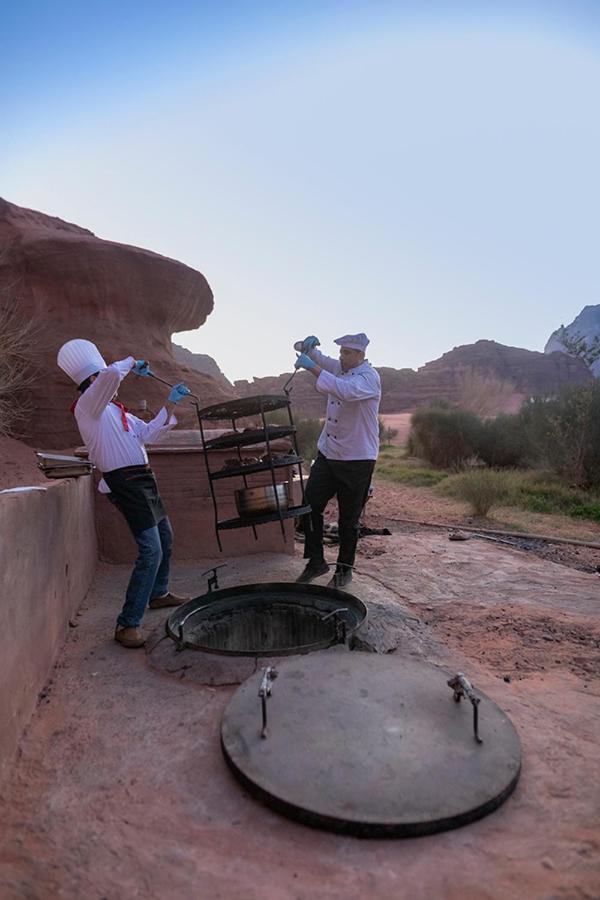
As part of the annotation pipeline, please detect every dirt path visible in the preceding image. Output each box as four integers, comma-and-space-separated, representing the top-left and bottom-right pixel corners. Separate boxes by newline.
366, 475, 600, 574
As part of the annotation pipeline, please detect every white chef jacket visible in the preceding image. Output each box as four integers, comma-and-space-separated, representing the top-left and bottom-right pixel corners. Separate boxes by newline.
72, 357, 176, 492
308, 349, 381, 461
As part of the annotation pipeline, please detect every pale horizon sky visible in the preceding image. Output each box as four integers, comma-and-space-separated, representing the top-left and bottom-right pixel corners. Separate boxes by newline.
2, 1, 599, 382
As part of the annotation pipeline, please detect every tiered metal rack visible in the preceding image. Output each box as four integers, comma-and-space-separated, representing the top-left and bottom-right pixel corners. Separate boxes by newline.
197, 395, 310, 551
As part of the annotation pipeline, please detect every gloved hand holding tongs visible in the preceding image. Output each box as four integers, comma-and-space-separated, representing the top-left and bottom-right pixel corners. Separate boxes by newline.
284, 335, 321, 392
133, 359, 197, 404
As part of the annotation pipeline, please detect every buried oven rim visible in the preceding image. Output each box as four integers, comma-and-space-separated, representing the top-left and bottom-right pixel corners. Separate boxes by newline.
165, 581, 368, 657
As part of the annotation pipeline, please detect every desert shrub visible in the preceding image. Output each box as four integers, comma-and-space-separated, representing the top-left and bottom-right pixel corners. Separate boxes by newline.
0, 303, 37, 437
510, 473, 600, 522
516, 481, 576, 514
376, 460, 447, 486
440, 469, 511, 516
408, 404, 485, 468
569, 500, 600, 522
518, 384, 600, 488
477, 415, 533, 468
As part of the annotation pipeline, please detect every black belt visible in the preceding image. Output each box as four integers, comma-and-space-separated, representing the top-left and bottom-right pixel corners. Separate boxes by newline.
105, 463, 151, 476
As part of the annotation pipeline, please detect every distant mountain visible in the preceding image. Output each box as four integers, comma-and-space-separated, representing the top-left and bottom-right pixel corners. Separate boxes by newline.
235, 340, 592, 418
545, 305, 600, 377
172, 344, 233, 391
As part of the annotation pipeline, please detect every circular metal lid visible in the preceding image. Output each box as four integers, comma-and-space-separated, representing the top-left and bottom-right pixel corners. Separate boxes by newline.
221, 652, 521, 837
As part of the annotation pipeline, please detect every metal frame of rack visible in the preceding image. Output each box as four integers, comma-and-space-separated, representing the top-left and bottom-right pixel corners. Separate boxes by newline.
196, 395, 310, 552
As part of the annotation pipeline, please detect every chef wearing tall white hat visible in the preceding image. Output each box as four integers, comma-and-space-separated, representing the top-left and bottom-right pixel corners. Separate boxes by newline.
292, 332, 381, 588
57, 339, 191, 648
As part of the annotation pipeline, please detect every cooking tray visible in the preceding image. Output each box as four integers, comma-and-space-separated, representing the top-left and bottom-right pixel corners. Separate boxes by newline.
198, 395, 291, 420
36, 452, 93, 478
203, 426, 296, 451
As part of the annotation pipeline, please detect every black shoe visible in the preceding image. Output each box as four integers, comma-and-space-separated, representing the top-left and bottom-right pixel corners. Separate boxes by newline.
296, 560, 330, 583
328, 569, 353, 589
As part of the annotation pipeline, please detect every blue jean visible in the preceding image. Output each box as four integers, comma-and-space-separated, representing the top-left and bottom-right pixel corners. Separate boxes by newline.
117, 517, 173, 628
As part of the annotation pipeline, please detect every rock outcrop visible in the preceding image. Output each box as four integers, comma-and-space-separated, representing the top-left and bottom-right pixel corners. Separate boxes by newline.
385, 340, 592, 411
236, 340, 592, 418
172, 344, 233, 391
545, 305, 600, 377
0, 199, 233, 448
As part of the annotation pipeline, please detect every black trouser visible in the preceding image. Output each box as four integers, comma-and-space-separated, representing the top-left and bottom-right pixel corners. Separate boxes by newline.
302, 453, 375, 570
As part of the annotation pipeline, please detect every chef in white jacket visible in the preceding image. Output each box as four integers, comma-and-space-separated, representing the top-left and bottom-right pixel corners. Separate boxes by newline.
57, 339, 190, 648
293, 333, 381, 588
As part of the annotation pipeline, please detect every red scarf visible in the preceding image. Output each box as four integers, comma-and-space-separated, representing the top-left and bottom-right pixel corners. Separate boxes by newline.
70, 399, 130, 432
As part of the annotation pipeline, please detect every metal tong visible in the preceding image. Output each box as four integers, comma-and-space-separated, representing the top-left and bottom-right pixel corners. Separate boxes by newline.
141, 365, 202, 405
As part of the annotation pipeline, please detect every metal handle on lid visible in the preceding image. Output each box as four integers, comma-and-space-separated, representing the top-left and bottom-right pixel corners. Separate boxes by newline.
200, 564, 227, 592
259, 666, 278, 739
447, 673, 483, 744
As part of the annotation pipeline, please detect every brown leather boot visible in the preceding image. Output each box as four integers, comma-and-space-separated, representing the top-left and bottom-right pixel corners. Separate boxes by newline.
148, 591, 188, 610
114, 626, 146, 648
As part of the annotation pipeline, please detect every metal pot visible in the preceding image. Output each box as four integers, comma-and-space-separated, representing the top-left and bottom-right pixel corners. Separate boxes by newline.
235, 483, 289, 517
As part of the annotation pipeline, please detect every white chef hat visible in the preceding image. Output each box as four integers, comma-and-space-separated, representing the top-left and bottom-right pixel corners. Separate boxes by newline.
334, 332, 370, 352
57, 339, 107, 385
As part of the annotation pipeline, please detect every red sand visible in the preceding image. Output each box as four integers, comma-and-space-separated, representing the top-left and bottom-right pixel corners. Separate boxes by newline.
0, 535, 599, 899
0, 436, 48, 491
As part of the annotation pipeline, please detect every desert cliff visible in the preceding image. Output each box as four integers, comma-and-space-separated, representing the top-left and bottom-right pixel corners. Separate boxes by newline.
0, 199, 233, 448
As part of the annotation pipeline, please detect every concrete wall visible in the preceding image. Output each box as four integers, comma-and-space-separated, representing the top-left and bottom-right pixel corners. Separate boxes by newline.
96, 444, 299, 563
0, 476, 97, 784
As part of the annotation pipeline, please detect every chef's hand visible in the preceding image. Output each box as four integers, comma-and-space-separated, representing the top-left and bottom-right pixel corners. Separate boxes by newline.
168, 382, 191, 403
293, 335, 320, 352
294, 353, 317, 371
133, 359, 151, 376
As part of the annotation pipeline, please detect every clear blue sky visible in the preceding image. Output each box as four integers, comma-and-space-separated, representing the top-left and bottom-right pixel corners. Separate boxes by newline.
2, 1, 599, 381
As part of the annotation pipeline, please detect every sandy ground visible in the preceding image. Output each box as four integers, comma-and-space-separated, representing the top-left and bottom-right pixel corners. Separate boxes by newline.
366, 475, 600, 574
1, 522, 599, 899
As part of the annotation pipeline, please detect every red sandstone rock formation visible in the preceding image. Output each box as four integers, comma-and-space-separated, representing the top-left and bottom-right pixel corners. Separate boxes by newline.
172, 343, 233, 391
0, 199, 233, 448
236, 340, 592, 419
400, 340, 593, 411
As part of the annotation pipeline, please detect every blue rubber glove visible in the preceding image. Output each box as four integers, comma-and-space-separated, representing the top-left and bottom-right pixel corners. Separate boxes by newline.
168, 382, 191, 403
294, 353, 317, 371
293, 335, 320, 352
133, 359, 151, 376
303, 335, 320, 351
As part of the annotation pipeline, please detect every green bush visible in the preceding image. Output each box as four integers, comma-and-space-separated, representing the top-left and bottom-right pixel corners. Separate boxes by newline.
409, 384, 600, 490
477, 415, 533, 468
377, 463, 447, 487
517, 384, 600, 488
511, 474, 600, 522
570, 501, 600, 523
408, 404, 484, 468
440, 469, 511, 517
